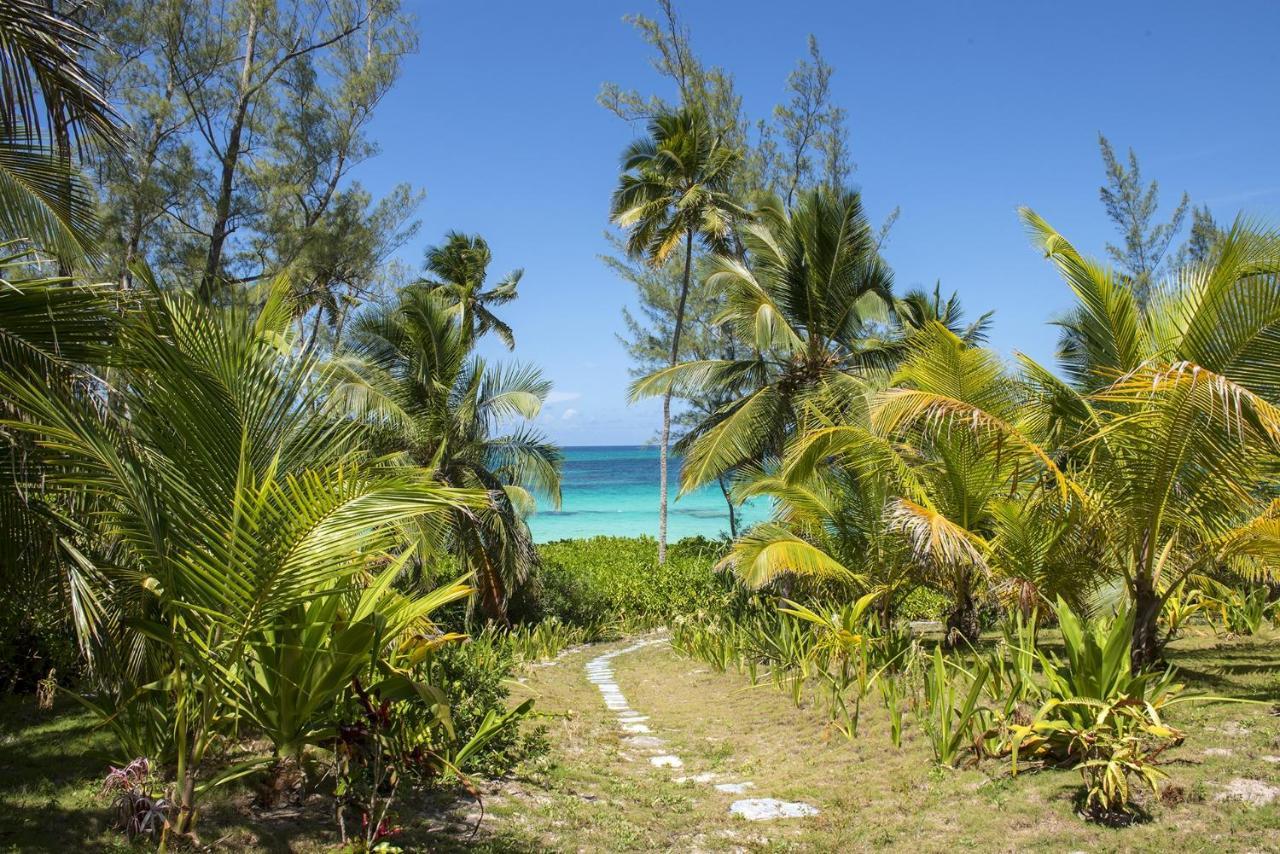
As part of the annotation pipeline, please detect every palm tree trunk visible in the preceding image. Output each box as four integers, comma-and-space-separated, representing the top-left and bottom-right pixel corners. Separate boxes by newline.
944, 586, 980, 649
658, 228, 695, 564
1131, 573, 1162, 671
717, 473, 737, 538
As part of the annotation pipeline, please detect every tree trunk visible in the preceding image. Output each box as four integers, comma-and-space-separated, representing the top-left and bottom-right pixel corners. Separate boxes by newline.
175, 767, 197, 837
304, 302, 325, 355
878, 592, 894, 632
1131, 574, 1162, 671
657, 393, 671, 564
200, 7, 259, 298
657, 228, 695, 564
944, 591, 980, 649
717, 473, 737, 539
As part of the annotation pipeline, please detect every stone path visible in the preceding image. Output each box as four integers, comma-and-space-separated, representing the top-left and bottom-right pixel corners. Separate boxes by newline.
585, 637, 820, 822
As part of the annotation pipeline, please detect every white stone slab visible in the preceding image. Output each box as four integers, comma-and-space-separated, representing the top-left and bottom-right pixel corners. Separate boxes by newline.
715, 782, 756, 794
650, 754, 684, 768
730, 798, 819, 820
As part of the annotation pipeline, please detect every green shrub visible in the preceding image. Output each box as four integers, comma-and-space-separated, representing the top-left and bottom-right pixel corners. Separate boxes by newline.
421, 635, 547, 778
519, 536, 736, 632
896, 587, 949, 622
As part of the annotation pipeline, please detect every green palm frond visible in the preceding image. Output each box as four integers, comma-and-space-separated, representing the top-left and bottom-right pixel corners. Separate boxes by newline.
679, 383, 786, 494
716, 523, 860, 589
0, 129, 99, 255
0, 0, 121, 150
611, 107, 745, 264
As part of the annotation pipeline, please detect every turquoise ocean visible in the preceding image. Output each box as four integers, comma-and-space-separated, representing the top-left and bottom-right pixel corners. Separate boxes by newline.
527, 445, 769, 542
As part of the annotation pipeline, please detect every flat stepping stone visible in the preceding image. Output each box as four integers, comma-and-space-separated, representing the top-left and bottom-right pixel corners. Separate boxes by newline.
650, 754, 683, 768
1204, 747, 1234, 757
1262, 756, 1280, 764
1214, 778, 1280, 806
621, 723, 652, 733
715, 782, 756, 794
730, 798, 819, 820
625, 735, 666, 750
673, 772, 717, 784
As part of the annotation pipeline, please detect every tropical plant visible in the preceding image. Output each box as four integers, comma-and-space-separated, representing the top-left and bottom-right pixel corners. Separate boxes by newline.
1021, 208, 1280, 667
895, 282, 993, 344
420, 231, 524, 349
716, 397, 898, 607
0, 0, 121, 257
1201, 581, 1277, 636
0, 247, 119, 685
240, 549, 473, 805
873, 323, 1077, 644
330, 669, 534, 849
101, 758, 173, 843
1, 279, 483, 845
631, 186, 895, 495
611, 105, 743, 563
918, 645, 990, 767
338, 284, 562, 622
1006, 599, 1192, 821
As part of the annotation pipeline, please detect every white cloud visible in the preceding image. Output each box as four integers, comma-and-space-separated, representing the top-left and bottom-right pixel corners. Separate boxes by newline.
562, 408, 579, 420
546, 391, 581, 404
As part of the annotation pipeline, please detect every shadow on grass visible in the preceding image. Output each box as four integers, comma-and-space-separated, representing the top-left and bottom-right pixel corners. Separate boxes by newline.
1167, 639, 1280, 702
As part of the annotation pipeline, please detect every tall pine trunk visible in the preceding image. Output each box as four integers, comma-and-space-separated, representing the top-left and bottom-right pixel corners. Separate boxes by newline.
200, 7, 259, 298
657, 228, 695, 564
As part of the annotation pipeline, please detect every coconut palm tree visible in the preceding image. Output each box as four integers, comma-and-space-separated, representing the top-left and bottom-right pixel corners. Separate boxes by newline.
0, 279, 481, 843
761, 322, 1075, 645
719, 389, 907, 625
337, 285, 562, 623
611, 106, 743, 562
631, 187, 895, 496
420, 231, 523, 349
0, 246, 118, 681
1020, 208, 1280, 667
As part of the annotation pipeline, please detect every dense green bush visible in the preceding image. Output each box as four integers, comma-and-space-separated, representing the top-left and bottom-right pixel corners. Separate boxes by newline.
422, 634, 548, 777
512, 536, 738, 632
895, 587, 949, 623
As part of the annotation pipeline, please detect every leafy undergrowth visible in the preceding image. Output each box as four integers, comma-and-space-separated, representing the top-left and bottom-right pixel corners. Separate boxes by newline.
1, 629, 1278, 852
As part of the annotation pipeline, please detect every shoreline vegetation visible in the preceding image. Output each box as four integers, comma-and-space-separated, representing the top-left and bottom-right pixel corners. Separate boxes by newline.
2, 535, 1279, 851
0, 1, 1278, 852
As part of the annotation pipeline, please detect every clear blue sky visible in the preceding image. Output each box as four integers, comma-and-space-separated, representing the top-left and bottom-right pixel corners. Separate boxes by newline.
356, 0, 1280, 446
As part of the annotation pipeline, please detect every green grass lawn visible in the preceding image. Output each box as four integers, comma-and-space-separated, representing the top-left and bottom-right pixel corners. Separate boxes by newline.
1, 628, 1278, 852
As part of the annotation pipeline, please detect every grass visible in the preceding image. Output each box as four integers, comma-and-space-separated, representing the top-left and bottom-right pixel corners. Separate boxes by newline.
483, 628, 1280, 852
1, 628, 1278, 851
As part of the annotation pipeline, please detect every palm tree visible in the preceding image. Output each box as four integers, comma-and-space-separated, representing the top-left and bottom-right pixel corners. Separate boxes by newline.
0, 245, 117, 678
896, 281, 993, 345
631, 187, 894, 497
0, 279, 480, 842
337, 285, 562, 623
0, 0, 121, 256
765, 322, 1074, 645
611, 106, 743, 563
1021, 208, 1280, 667
421, 231, 523, 349
719, 391, 907, 626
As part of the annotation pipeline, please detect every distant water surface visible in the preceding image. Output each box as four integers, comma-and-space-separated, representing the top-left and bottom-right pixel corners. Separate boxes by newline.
527, 445, 768, 542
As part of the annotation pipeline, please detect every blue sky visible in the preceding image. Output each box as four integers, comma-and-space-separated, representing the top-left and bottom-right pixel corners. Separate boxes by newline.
356, 0, 1280, 445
